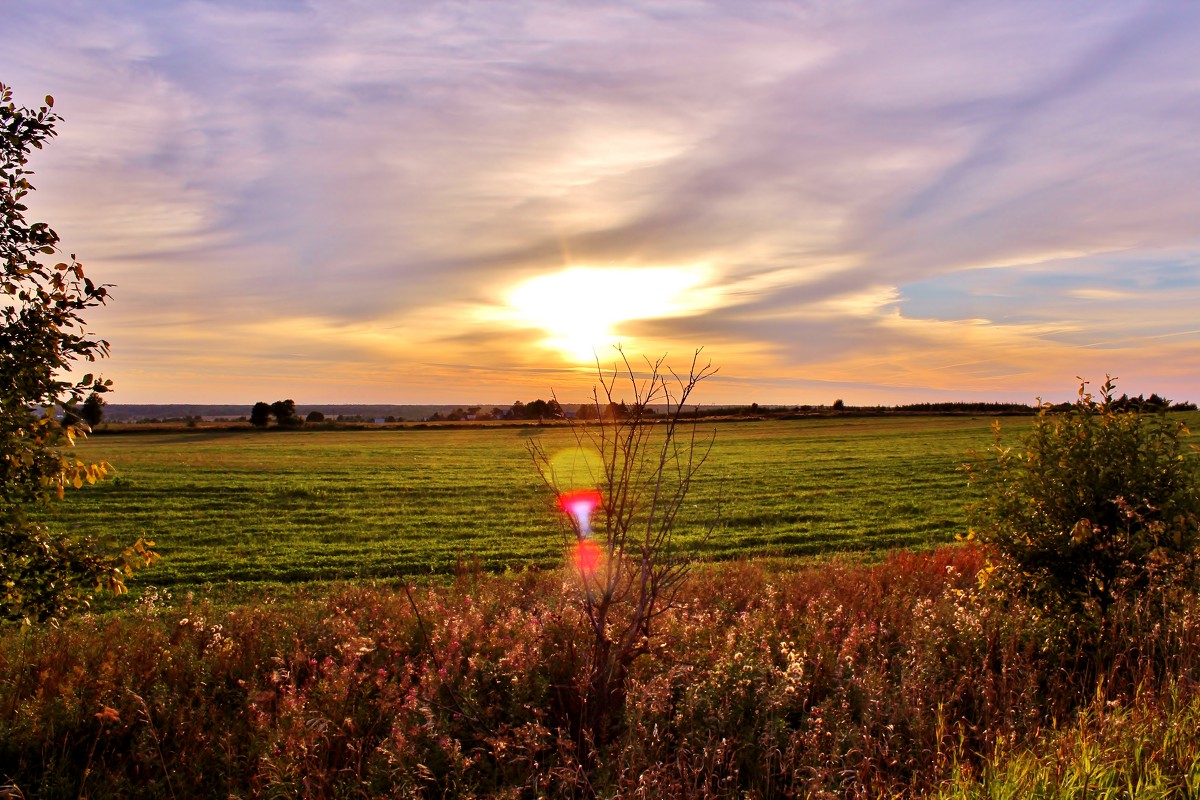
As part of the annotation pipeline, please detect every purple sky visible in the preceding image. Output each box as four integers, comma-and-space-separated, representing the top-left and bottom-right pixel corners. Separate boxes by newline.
7, 1, 1200, 405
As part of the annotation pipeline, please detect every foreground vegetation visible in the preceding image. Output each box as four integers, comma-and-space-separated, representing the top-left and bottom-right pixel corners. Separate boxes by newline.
3, 546, 1199, 797
8, 397, 1199, 796
37, 416, 1030, 591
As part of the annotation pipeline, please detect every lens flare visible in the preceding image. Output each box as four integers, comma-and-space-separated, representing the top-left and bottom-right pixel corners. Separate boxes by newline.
558, 488, 602, 537
548, 447, 603, 492
572, 538, 603, 576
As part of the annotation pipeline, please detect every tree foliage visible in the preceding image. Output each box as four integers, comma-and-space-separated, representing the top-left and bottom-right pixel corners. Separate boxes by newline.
966, 377, 1200, 617
249, 399, 306, 428
1, 83, 155, 623
249, 401, 271, 428
270, 398, 301, 427
80, 392, 104, 427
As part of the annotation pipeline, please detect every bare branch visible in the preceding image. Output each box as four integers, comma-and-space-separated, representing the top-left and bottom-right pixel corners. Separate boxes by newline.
527, 347, 720, 752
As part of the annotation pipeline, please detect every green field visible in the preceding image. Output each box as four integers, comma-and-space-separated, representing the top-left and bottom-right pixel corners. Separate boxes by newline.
40, 416, 1034, 588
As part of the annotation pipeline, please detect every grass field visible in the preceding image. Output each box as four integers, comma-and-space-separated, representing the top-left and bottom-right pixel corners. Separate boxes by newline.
10, 413, 1200, 797
38, 415, 1035, 589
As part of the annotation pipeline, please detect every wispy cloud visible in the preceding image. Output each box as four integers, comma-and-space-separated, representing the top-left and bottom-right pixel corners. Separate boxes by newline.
6, 0, 1200, 403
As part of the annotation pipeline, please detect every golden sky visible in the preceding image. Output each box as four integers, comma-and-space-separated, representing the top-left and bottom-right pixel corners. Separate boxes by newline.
8, 1, 1200, 406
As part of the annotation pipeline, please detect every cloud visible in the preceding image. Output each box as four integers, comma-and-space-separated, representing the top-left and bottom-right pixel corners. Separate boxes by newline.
6, 0, 1200, 402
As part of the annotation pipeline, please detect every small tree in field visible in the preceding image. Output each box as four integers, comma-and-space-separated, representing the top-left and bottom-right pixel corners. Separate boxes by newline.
529, 348, 719, 753
249, 402, 271, 428
81, 391, 105, 427
270, 398, 302, 427
966, 377, 1200, 618
1, 84, 156, 623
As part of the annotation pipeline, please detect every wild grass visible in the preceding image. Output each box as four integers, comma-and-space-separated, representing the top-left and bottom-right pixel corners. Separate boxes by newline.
3, 546, 1198, 798
37, 417, 1025, 591
933, 686, 1200, 799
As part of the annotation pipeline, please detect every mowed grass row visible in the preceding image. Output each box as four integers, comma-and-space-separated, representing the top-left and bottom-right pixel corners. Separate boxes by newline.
38, 416, 1030, 588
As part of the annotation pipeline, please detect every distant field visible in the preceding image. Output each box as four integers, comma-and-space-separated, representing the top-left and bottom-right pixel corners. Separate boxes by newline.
40, 416, 1036, 589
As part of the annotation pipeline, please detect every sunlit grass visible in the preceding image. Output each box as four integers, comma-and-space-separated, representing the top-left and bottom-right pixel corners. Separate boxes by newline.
39, 417, 1029, 589
933, 685, 1200, 799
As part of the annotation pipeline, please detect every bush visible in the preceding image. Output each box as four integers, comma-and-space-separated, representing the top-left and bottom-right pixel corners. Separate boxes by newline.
966, 377, 1200, 617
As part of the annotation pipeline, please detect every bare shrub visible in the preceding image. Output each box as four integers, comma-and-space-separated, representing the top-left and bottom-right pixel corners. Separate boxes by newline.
529, 348, 719, 755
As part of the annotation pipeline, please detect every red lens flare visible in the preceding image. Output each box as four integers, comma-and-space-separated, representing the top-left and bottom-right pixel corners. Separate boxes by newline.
573, 538, 603, 576
557, 488, 602, 537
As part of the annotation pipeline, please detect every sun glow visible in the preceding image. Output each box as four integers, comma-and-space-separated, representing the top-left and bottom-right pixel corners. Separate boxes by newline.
504, 265, 714, 361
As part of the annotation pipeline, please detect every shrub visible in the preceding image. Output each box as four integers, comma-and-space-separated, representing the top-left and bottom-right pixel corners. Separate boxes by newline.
528, 348, 719, 755
965, 377, 1200, 618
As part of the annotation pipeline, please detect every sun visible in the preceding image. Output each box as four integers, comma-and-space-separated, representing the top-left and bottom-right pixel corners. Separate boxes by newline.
505, 265, 712, 361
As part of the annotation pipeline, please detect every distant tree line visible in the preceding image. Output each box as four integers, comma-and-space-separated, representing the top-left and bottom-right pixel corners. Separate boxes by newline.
423, 399, 657, 422
1044, 392, 1196, 413
248, 402, 405, 427
891, 401, 1039, 415
691, 401, 1041, 418
428, 399, 570, 422
239, 392, 1194, 429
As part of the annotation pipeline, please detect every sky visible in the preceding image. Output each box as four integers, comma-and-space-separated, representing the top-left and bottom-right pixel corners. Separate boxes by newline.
6, 0, 1200, 406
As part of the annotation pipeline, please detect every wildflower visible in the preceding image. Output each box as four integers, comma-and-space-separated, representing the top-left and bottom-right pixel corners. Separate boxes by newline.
95, 706, 120, 724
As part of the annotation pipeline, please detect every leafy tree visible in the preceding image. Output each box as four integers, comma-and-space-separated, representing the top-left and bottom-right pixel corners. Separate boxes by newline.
80, 392, 105, 427
304, 410, 325, 424
249, 402, 271, 428
966, 377, 1200, 618
1, 83, 156, 623
601, 400, 629, 421
523, 398, 564, 420
270, 399, 301, 427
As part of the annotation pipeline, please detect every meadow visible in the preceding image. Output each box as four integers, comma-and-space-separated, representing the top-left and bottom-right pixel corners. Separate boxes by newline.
38, 416, 1026, 590
7, 412, 1200, 798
